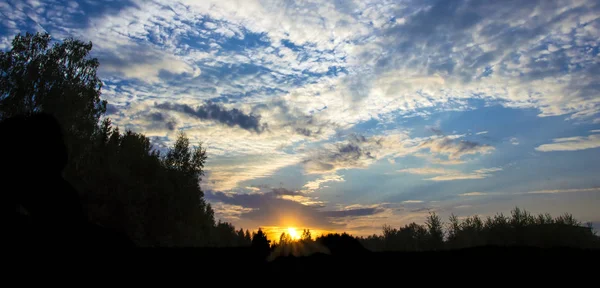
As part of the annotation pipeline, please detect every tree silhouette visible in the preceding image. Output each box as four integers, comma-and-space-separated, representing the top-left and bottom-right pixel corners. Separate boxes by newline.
360, 207, 599, 252
0, 32, 106, 186
245, 229, 252, 244
301, 229, 312, 242
425, 212, 444, 250
251, 228, 271, 259
279, 232, 291, 245
252, 228, 271, 249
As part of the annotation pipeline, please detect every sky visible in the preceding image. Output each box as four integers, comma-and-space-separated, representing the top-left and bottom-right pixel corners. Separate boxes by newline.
2, 0, 599, 239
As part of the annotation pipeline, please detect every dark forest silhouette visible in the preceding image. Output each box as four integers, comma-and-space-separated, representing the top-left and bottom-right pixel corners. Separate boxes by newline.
1, 32, 599, 263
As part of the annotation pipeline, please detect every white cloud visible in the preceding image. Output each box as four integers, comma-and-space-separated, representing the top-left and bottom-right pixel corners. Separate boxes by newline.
397, 167, 453, 175
459, 192, 488, 197
535, 134, 600, 152
399, 166, 503, 182
303, 173, 345, 192
476, 131, 488, 135
525, 187, 600, 195
418, 136, 495, 160
204, 152, 303, 191
100, 50, 198, 83
211, 202, 256, 222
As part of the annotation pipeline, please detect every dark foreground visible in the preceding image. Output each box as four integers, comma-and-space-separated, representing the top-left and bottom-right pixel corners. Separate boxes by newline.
9, 246, 597, 283
85, 246, 599, 272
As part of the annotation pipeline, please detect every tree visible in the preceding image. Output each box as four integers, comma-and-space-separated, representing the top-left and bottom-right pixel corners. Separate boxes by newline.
301, 229, 312, 241
425, 212, 444, 250
251, 228, 271, 258
252, 228, 271, 249
245, 229, 252, 244
279, 232, 291, 245
0, 32, 106, 157
164, 131, 208, 191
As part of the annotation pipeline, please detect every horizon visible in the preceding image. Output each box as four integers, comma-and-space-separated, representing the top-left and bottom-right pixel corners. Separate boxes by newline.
1, 0, 599, 237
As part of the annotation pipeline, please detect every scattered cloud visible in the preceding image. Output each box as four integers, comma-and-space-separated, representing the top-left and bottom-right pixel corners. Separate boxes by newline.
535, 134, 600, 152
476, 131, 488, 135
510, 137, 520, 145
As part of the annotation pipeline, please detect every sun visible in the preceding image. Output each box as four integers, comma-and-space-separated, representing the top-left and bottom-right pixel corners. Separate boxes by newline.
287, 227, 300, 240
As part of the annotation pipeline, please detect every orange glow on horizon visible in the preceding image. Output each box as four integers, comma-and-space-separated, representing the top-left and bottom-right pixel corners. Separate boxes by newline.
259, 226, 332, 242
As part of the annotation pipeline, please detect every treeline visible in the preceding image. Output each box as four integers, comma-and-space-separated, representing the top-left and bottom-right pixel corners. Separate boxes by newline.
250, 208, 599, 258
358, 208, 600, 251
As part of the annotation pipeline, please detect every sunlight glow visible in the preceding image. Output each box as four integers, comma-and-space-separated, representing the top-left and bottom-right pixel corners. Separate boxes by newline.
287, 227, 300, 240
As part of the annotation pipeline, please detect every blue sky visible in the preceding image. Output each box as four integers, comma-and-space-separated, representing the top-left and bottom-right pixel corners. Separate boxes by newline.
2, 0, 600, 237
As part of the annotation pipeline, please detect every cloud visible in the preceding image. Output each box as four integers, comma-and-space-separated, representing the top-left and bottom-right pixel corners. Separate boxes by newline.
459, 192, 488, 197
476, 131, 489, 135
417, 137, 495, 160
425, 120, 443, 135
397, 167, 453, 175
525, 187, 600, 195
303, 173, 345, 192
510, 137, 520, 145
302, 131, 494, 175
455, 187, 600, 198
251, 99, 337, 139
402, 200, 424, 204
398, 166, 503, 181
97, 44, 199, 83
366, 0, 600, 121
321, 207, 384, 218
204, 153, 303, 191
210, 202, 256, 221
146, 112, 178, 131
271, 187, 303, 197
155, 101, 266, 133
206, 189, 383, 229
302, 134, 384, 174
535, 134, 600, 152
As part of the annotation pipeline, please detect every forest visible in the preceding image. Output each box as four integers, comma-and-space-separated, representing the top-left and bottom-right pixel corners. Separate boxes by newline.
1, 32, 599, 257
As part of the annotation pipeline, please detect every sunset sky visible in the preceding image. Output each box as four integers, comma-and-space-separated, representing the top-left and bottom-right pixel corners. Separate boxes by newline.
2, 0, 599, 238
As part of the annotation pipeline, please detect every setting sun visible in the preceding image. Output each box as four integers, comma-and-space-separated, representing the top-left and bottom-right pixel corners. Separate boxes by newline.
287, 227, 299, 240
